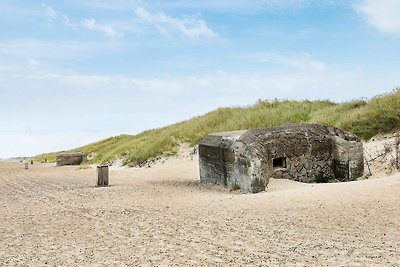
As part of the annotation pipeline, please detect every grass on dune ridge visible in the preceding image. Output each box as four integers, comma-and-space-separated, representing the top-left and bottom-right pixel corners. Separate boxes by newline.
35, 89, 400, 166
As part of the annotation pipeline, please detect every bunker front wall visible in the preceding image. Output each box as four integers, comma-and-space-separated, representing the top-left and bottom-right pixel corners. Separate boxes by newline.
224, 140, 271, 193
199, 135, 235, 187
56, 153, 86, 166
199, 132, 271, 193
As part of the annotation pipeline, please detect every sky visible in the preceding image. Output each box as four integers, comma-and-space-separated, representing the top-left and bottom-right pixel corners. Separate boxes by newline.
1, 0, 400, 158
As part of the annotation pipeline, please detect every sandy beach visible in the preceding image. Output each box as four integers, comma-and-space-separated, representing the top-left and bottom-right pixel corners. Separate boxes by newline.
0, 143, 399, 266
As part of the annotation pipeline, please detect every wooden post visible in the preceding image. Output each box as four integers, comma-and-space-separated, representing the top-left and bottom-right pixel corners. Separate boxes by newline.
25, 162, 29, 170
97, 165, 109, 186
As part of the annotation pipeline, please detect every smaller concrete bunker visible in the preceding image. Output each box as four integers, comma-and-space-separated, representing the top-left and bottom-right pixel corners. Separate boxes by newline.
199, 124, 364, 193
56, 152, 86, 166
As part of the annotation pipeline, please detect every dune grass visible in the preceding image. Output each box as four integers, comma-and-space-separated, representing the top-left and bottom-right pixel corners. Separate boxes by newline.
35, 89, 400, 166
340, 90, 400, 139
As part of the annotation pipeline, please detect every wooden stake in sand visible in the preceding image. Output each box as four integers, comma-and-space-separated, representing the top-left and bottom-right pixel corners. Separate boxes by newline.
24, 162, 29, 170
97, 165, 109, 187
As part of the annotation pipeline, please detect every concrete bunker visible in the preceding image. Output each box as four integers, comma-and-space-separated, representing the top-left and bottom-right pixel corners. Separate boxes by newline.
199, 124, 364, 193
56, 152, 86, 166
273, 157, 286, 169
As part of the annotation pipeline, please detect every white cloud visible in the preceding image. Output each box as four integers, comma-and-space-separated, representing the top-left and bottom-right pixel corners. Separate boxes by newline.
355, 0, 400, 35
134, 7, 216, 38
1, 53, 396, 102
55, 74, 184, 94
18, 65, 388, 102
63, 15, 121, 38
148, 0, 312, 11
28, 58, 39, 66
42, 4, 57, 19
39, 6, 121, 38
0, 62, 184, 94
81, 18, 120, 38
62, 14, 74, 27
241, 52, 326, 72
0, 39, 114, 61
75, 0, 328, 12
184, 68, 398, 103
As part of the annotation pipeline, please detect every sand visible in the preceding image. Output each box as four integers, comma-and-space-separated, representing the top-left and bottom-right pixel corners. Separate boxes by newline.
0, 141, 399, 266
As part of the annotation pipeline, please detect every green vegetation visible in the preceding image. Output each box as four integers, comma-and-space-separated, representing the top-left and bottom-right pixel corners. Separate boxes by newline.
231, 183, 241, 191
35, 89, 400, 166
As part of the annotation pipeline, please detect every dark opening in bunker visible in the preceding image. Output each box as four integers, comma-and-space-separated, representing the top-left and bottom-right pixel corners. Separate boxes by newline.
273, 157, 286, 169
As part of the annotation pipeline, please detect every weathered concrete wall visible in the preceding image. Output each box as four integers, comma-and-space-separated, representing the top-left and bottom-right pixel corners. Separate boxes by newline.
199, 124, 364, 193
199, 131, 245, 187
226, 137, 271, 193
56, 152, 86, 166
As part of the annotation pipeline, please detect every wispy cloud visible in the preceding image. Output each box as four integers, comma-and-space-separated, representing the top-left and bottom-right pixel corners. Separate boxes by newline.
63, 15, 121, 38
74, 0, 328, 13
134, 7, 216, 38
42, 3, 57, 19
241, 52, 326, 72
2, 57, 391, 101
184, 68, 395, 102
81, 18, 120, 38
0, 62, 185, 94
145, 0, 313, 11
0, 39, 115, 61
55, 74, 184, 94
39, 4, 121, 38
355, 0, 400, 36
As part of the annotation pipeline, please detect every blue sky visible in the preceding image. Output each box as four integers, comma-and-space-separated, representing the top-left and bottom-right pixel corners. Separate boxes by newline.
1, 0, 400, 158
